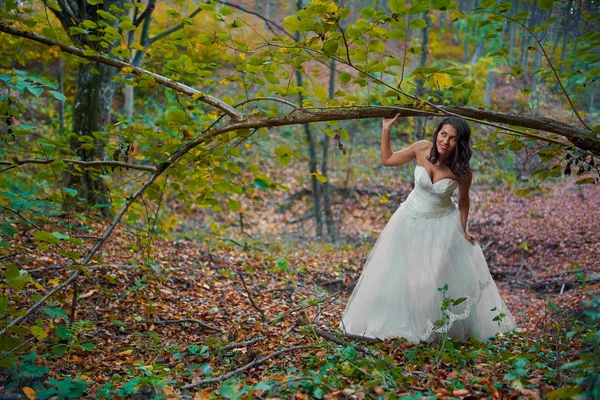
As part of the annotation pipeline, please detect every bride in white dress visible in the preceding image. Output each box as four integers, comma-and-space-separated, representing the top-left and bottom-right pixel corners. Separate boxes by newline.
342, 115, 516, 343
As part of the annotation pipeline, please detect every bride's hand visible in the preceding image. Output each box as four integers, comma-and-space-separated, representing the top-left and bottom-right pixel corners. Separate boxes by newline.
382, 113, 401, 130
464, 232, 477, 245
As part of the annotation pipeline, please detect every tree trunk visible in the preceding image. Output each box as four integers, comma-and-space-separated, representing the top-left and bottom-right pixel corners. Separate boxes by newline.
67, 62, 118, 217
507, 0, 519, 60
49, 0, 125, 217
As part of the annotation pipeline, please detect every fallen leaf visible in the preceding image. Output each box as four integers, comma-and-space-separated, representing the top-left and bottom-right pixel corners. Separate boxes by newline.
23, 387, 35, 400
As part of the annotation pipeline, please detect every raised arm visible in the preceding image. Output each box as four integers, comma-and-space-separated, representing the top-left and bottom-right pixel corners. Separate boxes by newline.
381, 115, 428, 166
457, 173, 477, 245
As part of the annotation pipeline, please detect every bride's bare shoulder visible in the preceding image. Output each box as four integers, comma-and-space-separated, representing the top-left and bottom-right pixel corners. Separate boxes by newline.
413, 140, 433, 155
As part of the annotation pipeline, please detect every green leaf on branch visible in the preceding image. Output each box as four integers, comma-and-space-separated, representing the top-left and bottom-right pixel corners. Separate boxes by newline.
48, 90, 66, 101
31, 325, 48, 340
410, 18, 427, 29
3, 265, 33, 289
314, 86, 328, 100
228, 199, 241, 211
575, 178, 595, 185
389, 0, 407, 13
33, 231, 61, 245
339, 72, 352, 83
538, 0, 555, 10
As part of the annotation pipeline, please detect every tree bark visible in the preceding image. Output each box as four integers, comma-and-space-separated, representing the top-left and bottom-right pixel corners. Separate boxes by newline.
48, 0, 125, 217
67, 61, 118, 216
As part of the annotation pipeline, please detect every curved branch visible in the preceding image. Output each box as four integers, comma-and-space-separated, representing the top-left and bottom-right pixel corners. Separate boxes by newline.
234, 97, 298, 109
0, 158, 157, 173
0, 24, 244, 121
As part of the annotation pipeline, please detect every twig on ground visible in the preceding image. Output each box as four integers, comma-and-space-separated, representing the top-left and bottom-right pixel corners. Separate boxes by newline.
268, 280, 356, 325
181, 345, 314, 389
313, 328, 384, 360
220, 336, 265, 352
153, 319, 225, 334
239, 273, 267, 322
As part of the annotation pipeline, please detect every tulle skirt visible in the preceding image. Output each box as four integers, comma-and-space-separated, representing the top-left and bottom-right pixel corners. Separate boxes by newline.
341, 204, 516, 343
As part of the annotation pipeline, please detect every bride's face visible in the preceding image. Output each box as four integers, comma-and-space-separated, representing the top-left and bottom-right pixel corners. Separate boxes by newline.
436, 124, 458, 156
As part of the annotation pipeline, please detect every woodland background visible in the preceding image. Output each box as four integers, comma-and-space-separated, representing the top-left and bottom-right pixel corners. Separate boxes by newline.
0, 0, 599, 399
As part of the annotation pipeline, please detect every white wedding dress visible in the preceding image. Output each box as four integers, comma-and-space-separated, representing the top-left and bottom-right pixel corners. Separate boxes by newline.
342, 165, 516, 343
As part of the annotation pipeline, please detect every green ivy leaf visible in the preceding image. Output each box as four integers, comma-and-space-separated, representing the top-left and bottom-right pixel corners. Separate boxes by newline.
87, 0, 104, 4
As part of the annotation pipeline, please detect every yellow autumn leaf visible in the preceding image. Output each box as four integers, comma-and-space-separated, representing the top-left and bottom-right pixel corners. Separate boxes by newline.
31, 325, 47, 341
380, 193, 389, 204
238, 52, 245, 60
312, 172, 327, 183
428, 72, 453, 90
23, 387, 36, 400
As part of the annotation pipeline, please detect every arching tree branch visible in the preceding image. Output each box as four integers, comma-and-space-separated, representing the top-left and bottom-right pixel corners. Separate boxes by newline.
0, 24, 244, 121
0, 24, 598, 155
0, 158, 157, 173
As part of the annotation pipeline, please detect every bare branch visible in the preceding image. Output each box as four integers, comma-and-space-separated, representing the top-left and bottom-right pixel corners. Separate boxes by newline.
239, 273, 267, 322
181, 345, 314, 389
153, 319, 225, 333
134, 1, 155, 27
0, 204, 41, 229
220, 336, 265, 352
0, 24, 244, 121
0, 158, 157, 173
149, 6, 203, 44
234, 97, 298, 109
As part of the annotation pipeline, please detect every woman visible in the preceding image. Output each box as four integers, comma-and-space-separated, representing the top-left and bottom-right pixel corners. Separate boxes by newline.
341, 115, 516, 343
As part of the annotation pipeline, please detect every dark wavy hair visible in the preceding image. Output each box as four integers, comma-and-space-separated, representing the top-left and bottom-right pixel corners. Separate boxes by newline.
426, 116, 472, 178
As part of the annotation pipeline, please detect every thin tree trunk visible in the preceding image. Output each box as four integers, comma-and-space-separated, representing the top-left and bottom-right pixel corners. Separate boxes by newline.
415, 11, 430, 140
57, 57, 65, 136
295, 0, 322, 239
322, 59, 336, 241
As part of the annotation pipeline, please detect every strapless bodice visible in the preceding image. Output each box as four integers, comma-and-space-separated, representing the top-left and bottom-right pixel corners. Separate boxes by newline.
402, 165, 458, 219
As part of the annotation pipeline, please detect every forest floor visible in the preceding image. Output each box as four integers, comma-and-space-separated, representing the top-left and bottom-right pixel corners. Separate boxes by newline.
3, 177, 599, 399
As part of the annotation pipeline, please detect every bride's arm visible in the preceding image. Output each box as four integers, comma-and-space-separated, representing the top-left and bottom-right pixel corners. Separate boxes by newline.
457, 174, 477, 245
381, 115, 428, 166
